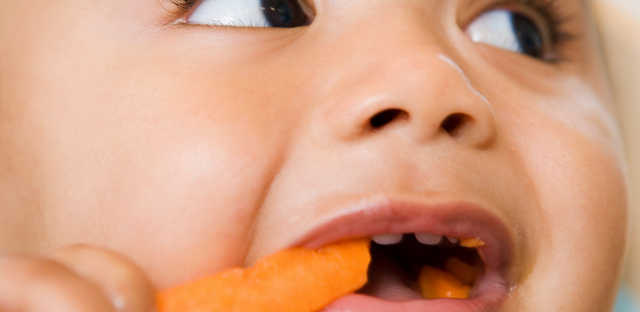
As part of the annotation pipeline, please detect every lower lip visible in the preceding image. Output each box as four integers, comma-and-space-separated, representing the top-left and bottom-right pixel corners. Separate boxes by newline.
323, 275, 507, 312
323, 292, 504, 312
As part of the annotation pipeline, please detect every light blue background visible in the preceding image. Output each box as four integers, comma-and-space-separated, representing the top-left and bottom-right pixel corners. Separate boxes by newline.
615, 285, 640, 312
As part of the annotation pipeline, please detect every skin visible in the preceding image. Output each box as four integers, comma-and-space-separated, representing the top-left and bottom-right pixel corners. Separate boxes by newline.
0, 0, 628, 311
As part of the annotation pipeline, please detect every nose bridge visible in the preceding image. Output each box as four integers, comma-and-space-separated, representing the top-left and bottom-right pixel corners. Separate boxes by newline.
316, 41, 497, 147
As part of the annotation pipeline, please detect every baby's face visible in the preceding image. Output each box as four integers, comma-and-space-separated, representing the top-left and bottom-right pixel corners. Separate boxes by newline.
0, 0, 628, 311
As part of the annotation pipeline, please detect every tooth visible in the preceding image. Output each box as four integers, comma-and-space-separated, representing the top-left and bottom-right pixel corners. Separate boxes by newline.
415, 233, 442, 245
372, 234, 403, 245
446, 236, 460, 244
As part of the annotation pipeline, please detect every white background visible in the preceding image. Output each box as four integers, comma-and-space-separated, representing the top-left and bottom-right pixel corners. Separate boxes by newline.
593, 0, 640, 299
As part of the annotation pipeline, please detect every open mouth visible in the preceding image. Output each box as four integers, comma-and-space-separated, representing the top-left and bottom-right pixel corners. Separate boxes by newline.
359, 233, 484, 301
294, 199, 513, 312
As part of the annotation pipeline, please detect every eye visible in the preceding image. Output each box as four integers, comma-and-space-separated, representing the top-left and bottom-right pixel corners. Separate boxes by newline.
465, 9, 547, 59
187, 0, 310, 28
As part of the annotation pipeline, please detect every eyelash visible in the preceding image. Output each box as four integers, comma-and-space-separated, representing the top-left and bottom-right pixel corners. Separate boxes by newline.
167, 0, 299, 29
492, 0, 577, 61
171, 0, 197, 13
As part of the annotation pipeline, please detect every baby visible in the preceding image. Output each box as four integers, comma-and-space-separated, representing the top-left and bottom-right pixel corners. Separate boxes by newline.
0, 0, 629, 311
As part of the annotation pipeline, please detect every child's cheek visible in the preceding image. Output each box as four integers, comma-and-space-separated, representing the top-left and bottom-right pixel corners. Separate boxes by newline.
504, 86, 627, 311
102, 125, 277, 289
34, 51, 294, 289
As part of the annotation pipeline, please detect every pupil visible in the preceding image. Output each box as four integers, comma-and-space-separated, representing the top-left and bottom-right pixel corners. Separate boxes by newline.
511, 13, 544, 58
261, 0, 306, 28
275, 1, 293, 25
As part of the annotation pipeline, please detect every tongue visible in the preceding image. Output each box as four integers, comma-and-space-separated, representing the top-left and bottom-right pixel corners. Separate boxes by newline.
356, 244, 423, 301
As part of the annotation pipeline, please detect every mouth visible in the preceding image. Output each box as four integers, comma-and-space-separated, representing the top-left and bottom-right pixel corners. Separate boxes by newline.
292, 198, 514, 312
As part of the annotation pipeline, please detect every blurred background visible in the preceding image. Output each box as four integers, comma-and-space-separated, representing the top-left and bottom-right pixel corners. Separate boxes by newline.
593, 0, 640, 310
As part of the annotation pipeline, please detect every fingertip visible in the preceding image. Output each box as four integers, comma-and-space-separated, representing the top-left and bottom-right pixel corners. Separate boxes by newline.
0, 254, 115, 312
51, 245, 157, 312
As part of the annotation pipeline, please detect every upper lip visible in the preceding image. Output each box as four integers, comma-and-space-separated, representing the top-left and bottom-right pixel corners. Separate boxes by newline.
289, 195, 515, 285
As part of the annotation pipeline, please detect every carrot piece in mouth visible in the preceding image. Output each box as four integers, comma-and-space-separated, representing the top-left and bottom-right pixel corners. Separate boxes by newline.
157, 238, 371, 312
418, 266, 471, 299
460, 238, 485, 248
444, 257, 477, 286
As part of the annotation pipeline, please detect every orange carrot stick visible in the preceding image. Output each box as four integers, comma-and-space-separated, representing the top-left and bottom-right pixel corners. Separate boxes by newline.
157, 238, 371, 312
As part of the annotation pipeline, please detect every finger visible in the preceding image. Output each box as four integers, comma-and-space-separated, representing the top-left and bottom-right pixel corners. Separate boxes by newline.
50, 245, 156, 312
0, 254, 115, 312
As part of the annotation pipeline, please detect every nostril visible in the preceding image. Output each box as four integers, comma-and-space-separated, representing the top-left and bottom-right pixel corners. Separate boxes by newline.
369, 109, 409, 130
440, 113, 472, 138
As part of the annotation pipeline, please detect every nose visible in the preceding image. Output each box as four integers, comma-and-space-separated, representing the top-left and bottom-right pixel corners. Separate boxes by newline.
316, 42, 496, 148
